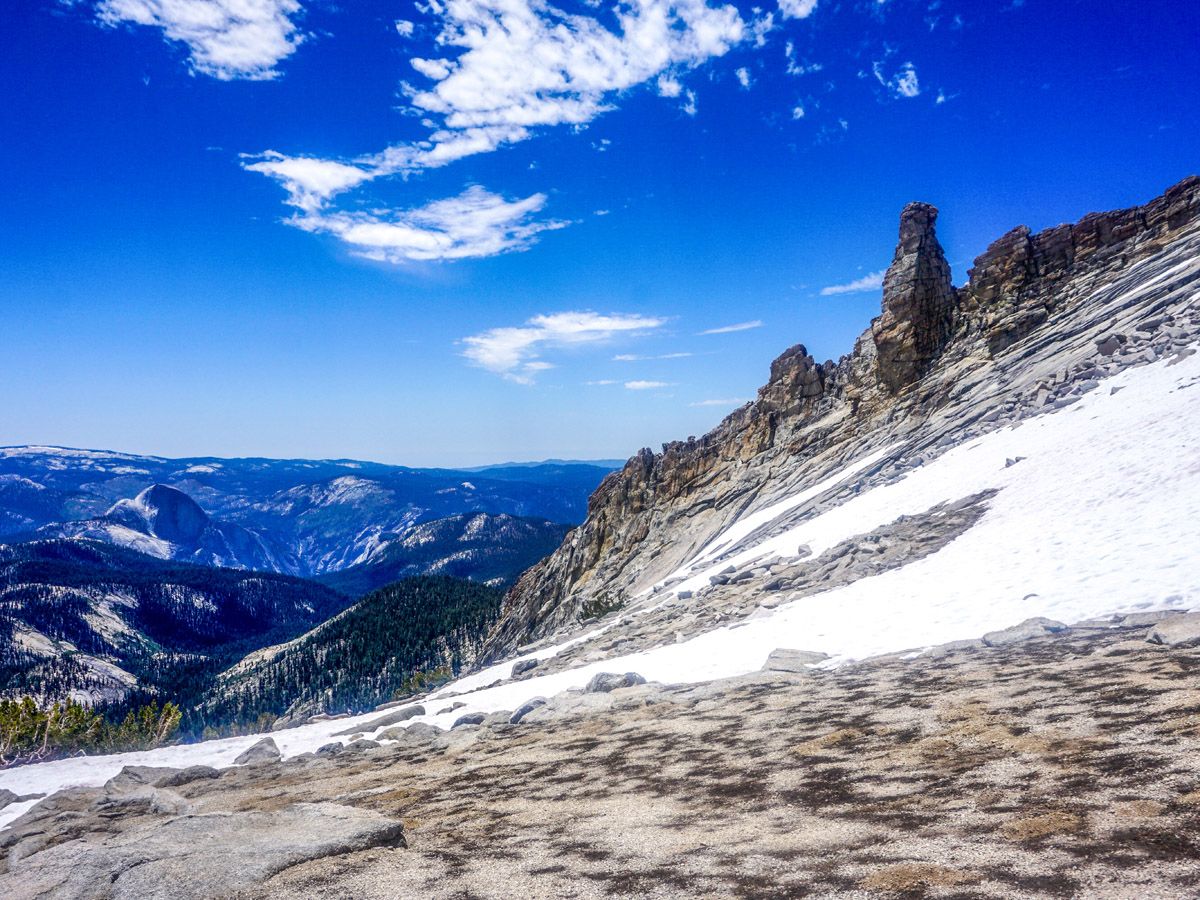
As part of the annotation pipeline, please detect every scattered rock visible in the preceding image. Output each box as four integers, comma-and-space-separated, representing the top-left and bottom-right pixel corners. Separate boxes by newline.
334, 704, 425, 736
1096, 333, 1126, 356
761, 648, 829, 673
104, 767, 180, 792
509, 697, 548, 724
1120, 610, 1185, 627
982, 617, 1069, 646
584, 672, 648, 693
233, 737, 281, 766
927, 638, 985, 658
436, 702, 466, 714
377, 722, 442, 745
1146, 611, 1200, 647
156, 766, 220, 788
511, 658, 539, 677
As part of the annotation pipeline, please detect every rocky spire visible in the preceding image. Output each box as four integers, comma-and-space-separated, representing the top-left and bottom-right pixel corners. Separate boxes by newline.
871, 201, 957, 392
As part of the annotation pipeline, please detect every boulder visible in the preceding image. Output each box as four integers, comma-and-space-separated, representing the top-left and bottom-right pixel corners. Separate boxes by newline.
0, 802, 405, 899
156, 766, 220, 789
511, 658, 540, 678
345, 739, 381, 752
316, 741, 343, 755
1146, 612, 1200, 647
233, 737, 281, 766
377, 722, 442, 744
509, 697, 548, 724
981, 617, 1069, 646
584, 672, 647, 693
761, 648, 829, 673
104, 767, 181, 792
452, 712, 486, 729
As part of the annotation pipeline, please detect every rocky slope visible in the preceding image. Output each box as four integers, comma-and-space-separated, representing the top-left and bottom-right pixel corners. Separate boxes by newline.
484, 175, 1200, 659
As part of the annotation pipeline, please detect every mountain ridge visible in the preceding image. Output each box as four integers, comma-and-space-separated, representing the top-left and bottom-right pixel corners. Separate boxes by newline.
483, 175, 1200, 659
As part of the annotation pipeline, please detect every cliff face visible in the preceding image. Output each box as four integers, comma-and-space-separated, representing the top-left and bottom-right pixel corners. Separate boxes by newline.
482, 176, 1200, 660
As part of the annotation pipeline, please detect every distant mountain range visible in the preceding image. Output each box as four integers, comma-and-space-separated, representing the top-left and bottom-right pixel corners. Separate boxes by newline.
0, 446, 616, 579
315, 513, 569, 597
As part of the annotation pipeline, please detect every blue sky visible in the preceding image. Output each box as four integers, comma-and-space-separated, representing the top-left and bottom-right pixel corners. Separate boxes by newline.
2, 0, 1197, 466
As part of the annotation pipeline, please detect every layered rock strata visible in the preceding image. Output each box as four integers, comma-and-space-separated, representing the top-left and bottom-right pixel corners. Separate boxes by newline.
483, 176, 1200, 659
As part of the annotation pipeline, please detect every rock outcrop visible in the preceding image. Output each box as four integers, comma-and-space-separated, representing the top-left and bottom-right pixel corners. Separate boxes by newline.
481, 176, 1200, 660
871, 202, 958, 392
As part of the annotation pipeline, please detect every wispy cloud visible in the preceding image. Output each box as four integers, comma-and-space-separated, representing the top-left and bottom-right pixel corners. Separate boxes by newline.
625, 380, 673, 390
873, 60, 921, 99
292, 186, 567, 263
820, 270, 885, 296
96, 0, 305, 80
690, 397, 750, 406
463, 312, 667, 384
698, 320, 763, 335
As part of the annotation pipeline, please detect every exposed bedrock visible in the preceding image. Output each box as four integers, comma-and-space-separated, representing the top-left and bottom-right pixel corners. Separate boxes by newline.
870, 201, 958, 393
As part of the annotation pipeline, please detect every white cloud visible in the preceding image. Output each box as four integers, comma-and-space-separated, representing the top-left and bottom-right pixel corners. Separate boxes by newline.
792, 104, 805, 119
241, 153, 373, 213
690, 397, 750, 406
873, 60, 921, 99
698, 319, 763, 335
657, 74, 683, 98
395, 19, 415, 37
463, 311, 667, 383
96, 0, 304, 80
777, 0, 817, 21
297, 186, 566, 263
820, 270, 885, 296
625, 380, 673, 390
735, 67, 751, 89
586, 379, 619, 385
247, 0, 749, 260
